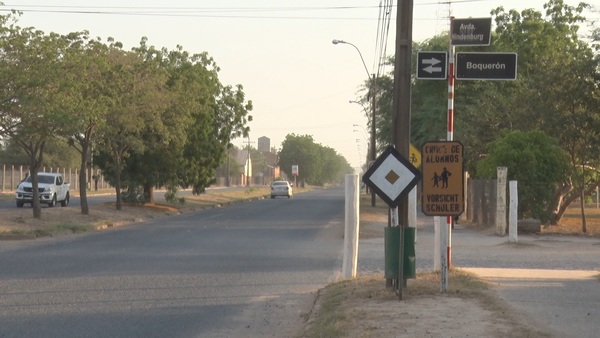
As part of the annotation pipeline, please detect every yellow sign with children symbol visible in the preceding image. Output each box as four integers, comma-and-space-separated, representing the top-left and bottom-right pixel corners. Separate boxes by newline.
409, 143, 421, 169
421, 141, 464, 216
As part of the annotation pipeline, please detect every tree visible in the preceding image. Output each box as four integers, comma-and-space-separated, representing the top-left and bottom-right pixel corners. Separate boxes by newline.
279, 134, 321, 185
476, 130, 570, 224
94, 44, 169, 210
62, 33, 115, 215
278, 134, 353, 186
490, 0, 600, 226
365, 1, 599, 227
95, 40, 253, 202
0, 19, 78, 218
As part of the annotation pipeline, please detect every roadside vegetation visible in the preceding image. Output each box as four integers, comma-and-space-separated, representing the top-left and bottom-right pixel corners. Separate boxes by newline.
0, 186, 292, 239
358, 0, 600, 231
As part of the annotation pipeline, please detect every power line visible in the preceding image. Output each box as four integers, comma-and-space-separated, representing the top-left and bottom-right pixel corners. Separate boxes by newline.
0, 2, 484, 21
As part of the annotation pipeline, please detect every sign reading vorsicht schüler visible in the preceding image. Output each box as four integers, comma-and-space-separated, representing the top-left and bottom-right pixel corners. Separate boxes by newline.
421, 141, 464, 216
451, 18, 492, 46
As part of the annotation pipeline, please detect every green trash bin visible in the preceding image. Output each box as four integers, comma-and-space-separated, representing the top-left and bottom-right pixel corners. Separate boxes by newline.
384, 227, 416, 279
403, 227, 416, 279
384, 227, 400, 279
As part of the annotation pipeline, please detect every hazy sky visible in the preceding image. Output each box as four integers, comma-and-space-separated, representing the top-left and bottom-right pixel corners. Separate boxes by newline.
2, 1, 591, 171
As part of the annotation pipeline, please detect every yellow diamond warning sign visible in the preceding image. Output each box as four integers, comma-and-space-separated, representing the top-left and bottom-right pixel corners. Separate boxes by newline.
421, 141, 464, 216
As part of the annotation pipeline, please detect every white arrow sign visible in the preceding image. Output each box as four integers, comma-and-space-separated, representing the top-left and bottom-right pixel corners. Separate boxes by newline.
422, 57, 443, 73
416, 51, 447, 80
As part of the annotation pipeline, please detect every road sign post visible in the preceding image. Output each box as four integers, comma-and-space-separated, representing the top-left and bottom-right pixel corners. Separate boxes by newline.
416, 51, 447, 80
363, 146, 421, 297
451, 17, 492, 46
421, 141, 464, 217
362, 146, 421, 208
456, 52, 518, 80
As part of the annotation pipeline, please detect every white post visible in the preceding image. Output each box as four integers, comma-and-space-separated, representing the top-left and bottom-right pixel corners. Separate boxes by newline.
496, 167, 508, 236
509, 181, 518, 243
408, 187, 417, 242
343, 174, 360, 279
440, 218, 448, 293
433, 216, 440, 271
464, 171, 470, 221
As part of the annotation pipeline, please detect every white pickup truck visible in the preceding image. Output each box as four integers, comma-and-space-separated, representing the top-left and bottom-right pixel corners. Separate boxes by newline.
15, 172, 70, 208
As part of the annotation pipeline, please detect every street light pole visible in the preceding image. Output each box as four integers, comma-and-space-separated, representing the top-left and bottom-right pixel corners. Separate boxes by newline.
333, 39, 377, 207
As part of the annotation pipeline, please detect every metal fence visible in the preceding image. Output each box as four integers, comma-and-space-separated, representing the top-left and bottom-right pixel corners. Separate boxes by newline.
0, 165, 110, 192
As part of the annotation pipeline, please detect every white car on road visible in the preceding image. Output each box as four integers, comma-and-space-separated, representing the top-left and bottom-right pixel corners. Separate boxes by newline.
270, 181, 293, 199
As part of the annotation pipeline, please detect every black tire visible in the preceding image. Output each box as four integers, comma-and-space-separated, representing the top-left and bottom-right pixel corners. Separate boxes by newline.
16, 201, 24, 208
48, 194, 57, 207
61, 192, 70, 207
271, 195, 275, 199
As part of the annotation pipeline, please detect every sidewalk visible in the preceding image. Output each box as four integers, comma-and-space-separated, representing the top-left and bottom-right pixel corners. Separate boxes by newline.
356, 213, 600, 337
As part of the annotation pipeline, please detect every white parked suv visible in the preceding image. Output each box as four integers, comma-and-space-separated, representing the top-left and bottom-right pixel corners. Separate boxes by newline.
15, 173, 70, 208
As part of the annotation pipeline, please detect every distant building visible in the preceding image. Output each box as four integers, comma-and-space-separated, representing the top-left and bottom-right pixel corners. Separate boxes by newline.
258, 136, 270, 153
235, 149, 252, 186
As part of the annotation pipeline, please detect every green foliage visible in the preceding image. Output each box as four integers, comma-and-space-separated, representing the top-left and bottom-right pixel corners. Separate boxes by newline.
476, 130, 570, 223
0, 138, 80, 168
164, 186, 185, 205
120, 186, 150, 205
278, 134, 353, 186
358, 0, 600, 224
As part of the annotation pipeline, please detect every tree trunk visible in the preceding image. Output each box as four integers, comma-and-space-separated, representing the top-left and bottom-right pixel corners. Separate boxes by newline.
144, 182, 155, 205
580, 181, 587, 234
79, 142, 90, 215
30, 169, 42, 219
550, 183, 574, 225
114, 155, 122, 211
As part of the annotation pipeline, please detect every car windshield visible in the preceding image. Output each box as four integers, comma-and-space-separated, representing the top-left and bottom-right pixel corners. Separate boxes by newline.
27, 175, 54, 184
272, 182, 288, 186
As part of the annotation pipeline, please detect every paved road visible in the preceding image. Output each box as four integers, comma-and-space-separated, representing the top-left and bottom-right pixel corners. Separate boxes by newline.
358, 214, 600, 337
0, 188, 346, 337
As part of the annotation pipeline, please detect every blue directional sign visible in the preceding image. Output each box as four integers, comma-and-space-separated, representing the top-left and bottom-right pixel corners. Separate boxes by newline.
417, 51, 447, 80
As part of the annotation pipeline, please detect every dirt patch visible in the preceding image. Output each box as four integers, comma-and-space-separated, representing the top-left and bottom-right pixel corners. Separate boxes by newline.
300, 270, 552, 338
0, 200, 182, 237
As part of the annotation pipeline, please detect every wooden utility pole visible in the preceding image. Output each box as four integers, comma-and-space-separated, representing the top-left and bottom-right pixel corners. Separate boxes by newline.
392, 0, 414, 300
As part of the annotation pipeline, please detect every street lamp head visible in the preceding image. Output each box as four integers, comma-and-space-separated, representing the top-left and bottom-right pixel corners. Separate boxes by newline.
332, 39, 346, 45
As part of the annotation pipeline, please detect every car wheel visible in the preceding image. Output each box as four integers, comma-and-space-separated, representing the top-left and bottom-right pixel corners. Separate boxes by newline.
271, 195, 275, 199
16, 201, 24, 208
48, 194, 57, 207
61, 192, 70, 207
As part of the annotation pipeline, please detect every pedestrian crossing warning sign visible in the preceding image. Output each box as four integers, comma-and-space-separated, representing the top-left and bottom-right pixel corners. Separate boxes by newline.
421, 141, 464, 216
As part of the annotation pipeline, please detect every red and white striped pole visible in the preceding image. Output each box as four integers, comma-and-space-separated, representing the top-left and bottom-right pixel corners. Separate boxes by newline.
447, 17, 456, 269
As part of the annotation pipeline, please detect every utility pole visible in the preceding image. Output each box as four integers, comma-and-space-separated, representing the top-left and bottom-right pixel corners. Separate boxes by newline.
243, 136, 254, 187
391, 0, 414, 300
